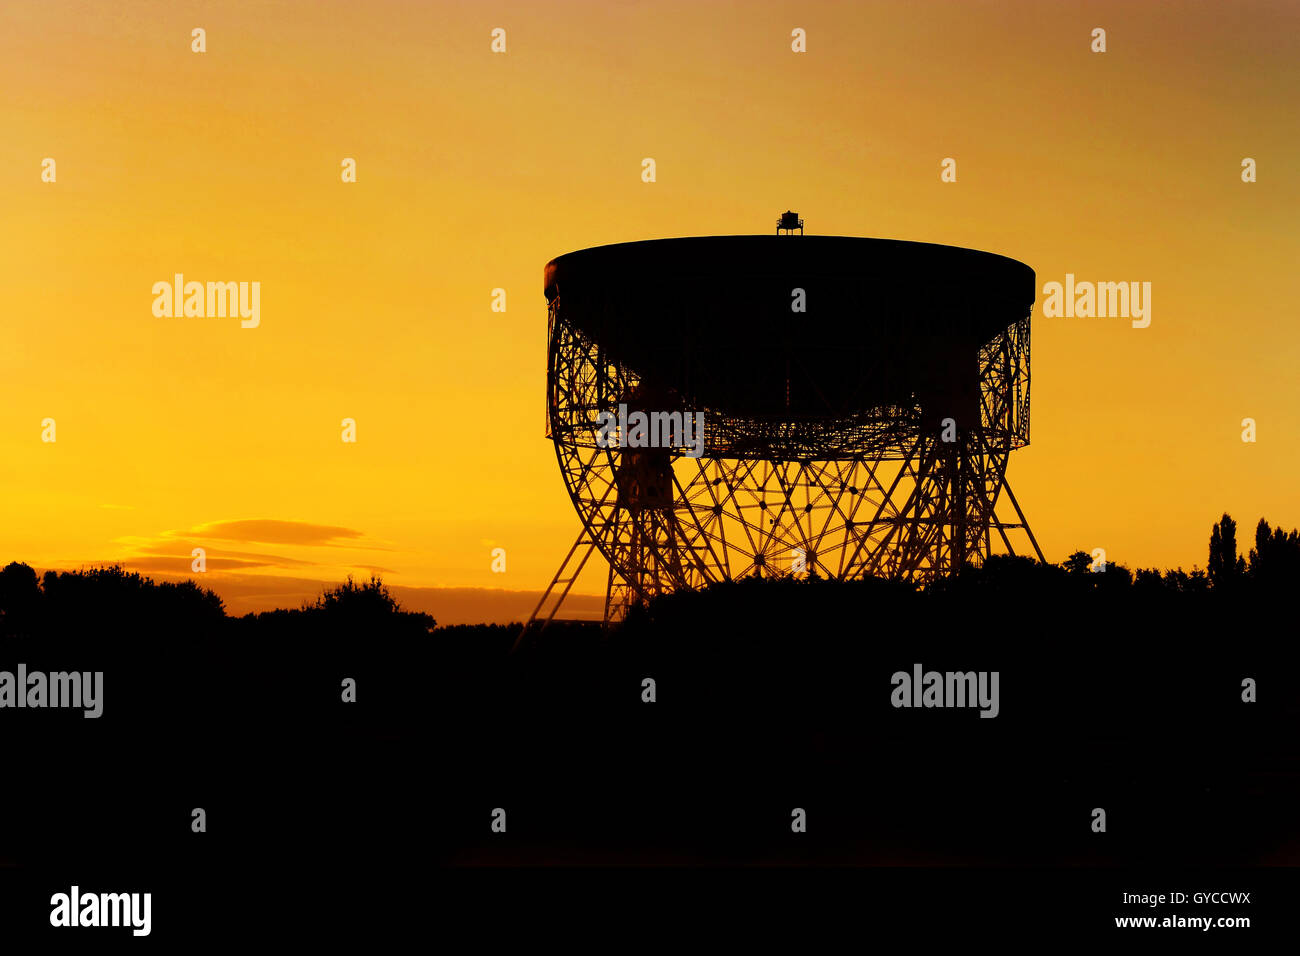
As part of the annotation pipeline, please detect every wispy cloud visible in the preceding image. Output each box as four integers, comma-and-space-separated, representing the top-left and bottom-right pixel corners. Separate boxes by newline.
126, 541, 317, 572
121, 555, 298, 572
85, 519, 404, 583
161, 519, 374, 548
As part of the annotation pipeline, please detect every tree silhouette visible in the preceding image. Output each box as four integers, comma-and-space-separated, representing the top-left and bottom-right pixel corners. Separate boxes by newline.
1061, 551, 1093, 576
1208, 512, 1247, 589
0, 561, 42, 636
1248, 517, 1300, 588
310, 574, 402, 616
35, 565, 226, 636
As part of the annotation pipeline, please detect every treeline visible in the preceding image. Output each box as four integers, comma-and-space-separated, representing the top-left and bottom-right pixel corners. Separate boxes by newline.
1035, 513, 1300, 594
0, 566, 435, 640
0, 513, 1296, 640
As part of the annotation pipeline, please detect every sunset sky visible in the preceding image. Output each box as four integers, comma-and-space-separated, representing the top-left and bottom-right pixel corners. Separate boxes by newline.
2, 0, 1297, 622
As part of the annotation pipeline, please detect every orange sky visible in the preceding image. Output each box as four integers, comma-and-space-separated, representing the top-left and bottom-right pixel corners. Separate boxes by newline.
2, 0, 1297, 622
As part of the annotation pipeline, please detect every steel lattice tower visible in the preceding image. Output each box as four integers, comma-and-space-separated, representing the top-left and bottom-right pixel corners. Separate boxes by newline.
524, 229, 1044, 633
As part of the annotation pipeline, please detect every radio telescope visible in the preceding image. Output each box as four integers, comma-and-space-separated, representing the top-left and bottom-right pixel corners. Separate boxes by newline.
527, 221, 1044, 629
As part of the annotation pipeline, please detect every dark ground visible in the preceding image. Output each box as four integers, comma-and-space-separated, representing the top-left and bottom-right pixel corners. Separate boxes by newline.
1, 561, 1296, 939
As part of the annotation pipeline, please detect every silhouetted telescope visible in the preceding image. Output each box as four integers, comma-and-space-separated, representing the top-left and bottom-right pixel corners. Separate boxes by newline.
544, 234, 1033, 444
527, 219, 1045, 630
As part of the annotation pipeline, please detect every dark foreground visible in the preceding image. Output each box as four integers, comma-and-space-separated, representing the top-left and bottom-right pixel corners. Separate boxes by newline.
1, 564, 1297, 939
